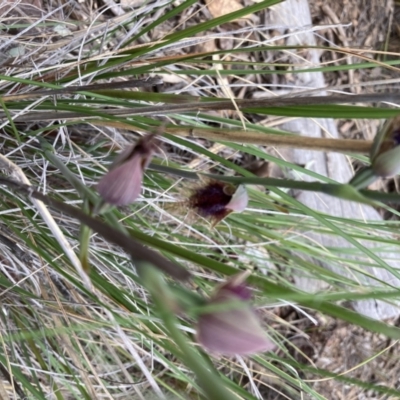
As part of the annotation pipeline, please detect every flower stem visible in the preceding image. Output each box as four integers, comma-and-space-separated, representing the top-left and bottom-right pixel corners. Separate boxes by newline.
165, 126, 374, 154
140, 264, 235, 400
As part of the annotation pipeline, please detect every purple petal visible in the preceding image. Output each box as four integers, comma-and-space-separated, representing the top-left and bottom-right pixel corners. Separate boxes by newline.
216, 272, 252, 301
226, 185, 248, 213
97, 154, 144, 206
110, 145, 137, 168
218, 284, 252, 301
197, 306, 275, 356
111, 133, 159, 169
97, 133, 160, 206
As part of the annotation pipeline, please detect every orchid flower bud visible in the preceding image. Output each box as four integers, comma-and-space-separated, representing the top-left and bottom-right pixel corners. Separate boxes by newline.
196, 273, 275, 356
97, 133, 159, 206
372, 146, 400, 178
188, 180, 248, 225
371, 116, 400, 178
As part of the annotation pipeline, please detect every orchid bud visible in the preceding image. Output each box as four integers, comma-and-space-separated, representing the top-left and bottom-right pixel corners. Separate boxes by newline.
97, 133, 159, 206
371, 116, 400, 178
372, 146, 400, 178
196, 273, 275, 356
188, 180, 248, 225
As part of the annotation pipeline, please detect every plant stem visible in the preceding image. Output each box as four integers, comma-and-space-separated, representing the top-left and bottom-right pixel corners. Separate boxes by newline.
4, 92, 400, 122
87, 119, 374, 154
165, 126, 374, 153
141, 264, 235, 400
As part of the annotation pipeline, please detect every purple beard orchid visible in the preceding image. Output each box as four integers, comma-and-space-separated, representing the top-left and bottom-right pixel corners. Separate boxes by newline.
97, 133, 159, 206
188, 180, 248, 226
196, 273, 275, 356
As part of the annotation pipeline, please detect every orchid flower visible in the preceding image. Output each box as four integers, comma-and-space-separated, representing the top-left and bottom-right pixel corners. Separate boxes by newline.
196, 273, 275, 356
188, 180, 248, 225
97, 133, 159, 206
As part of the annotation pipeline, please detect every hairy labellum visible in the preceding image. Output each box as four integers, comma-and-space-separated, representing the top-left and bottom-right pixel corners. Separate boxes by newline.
189, 180, 248, 224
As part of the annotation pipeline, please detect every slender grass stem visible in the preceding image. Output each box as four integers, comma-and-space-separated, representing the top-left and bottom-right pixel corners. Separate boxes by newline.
165, 126, 374, 153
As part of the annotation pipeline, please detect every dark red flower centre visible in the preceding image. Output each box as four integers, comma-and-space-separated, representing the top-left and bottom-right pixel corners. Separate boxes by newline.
190, 182, 232, 219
